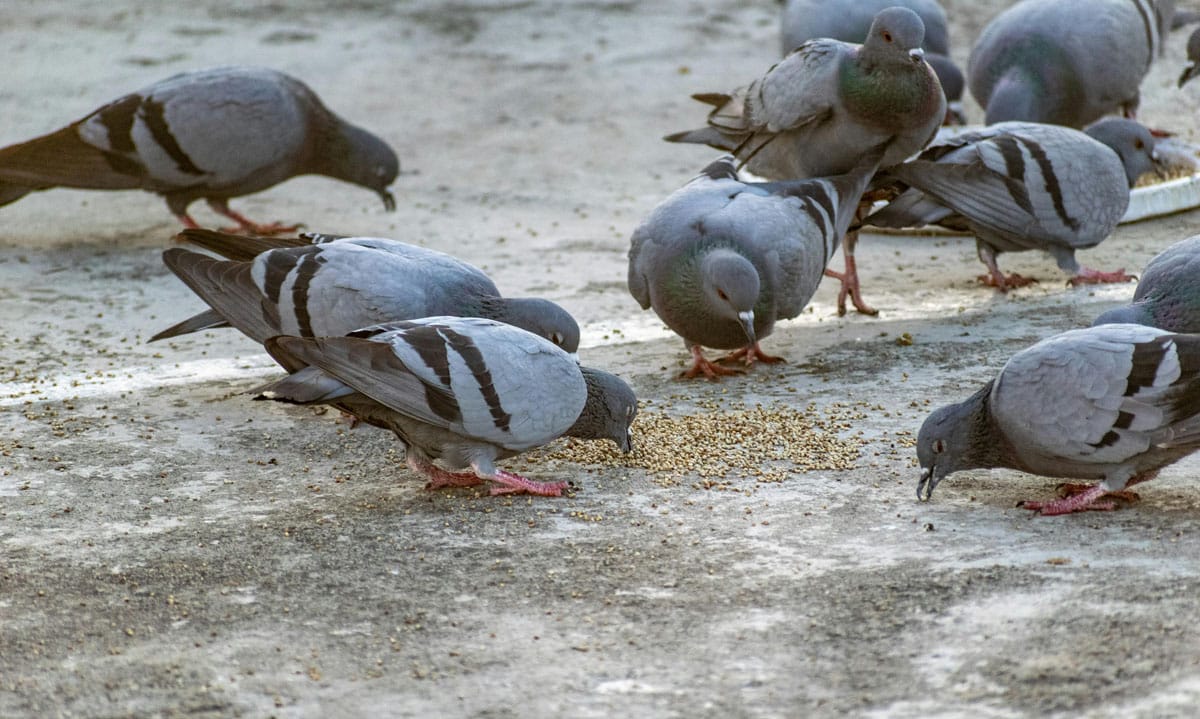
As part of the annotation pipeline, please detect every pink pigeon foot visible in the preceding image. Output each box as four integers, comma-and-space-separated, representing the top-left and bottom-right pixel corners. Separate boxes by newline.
1018, 484, 1120, 515
681, 345, 743, 380
1067, 267, 1137, 286
823, 232, 877, 316
1019, 474, 1155, 516
719, 342, 786, 366
207, 198, 303, 236
408, 455, 484, 491
976, 271, 1038, 292
486, 469, 569, 497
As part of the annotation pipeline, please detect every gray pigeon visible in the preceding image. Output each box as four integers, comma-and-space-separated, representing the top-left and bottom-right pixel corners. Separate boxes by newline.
628, 149, 881, 379
917, 324, 1200, 515
151, 229, 581, 357
1094, 235, 1200, 332
780, 0, 965, 124
863, 119, 1160, 290
968, 0, 1175, 128
0, 66, 399, 233
665, 7, 945, 316
256, 317, 637, 497
1179, 26, 1200, 87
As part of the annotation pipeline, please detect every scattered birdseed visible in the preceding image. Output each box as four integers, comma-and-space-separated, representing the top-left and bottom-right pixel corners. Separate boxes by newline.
525, 402, 862, 489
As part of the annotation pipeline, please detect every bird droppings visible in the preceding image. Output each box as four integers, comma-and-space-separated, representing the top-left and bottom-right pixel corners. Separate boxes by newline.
525, 401, 862, 488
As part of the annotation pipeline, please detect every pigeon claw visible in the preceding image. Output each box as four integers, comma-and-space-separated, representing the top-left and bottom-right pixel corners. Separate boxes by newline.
1067, 268, 1136, 286
488, 470, 568, 497
680, 346, 744, 380
718, 342, 786, 367
976, 271, 1038, 292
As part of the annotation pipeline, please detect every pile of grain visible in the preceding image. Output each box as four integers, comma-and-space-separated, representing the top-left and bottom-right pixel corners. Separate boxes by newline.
521, 400, 863, 488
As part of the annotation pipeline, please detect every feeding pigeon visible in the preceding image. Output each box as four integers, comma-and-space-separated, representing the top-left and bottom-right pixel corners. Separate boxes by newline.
968, 0, 1175, 128
917, 324, 1200, 515
863, 119, 1160, 290
0, 66, 399, 233
1094, 235, 1200, 333
151, 229, 581, 357
665, 6, 945, 316
255, 317, 637, 497
780, 0, 966, 124
628, 148, 882, 379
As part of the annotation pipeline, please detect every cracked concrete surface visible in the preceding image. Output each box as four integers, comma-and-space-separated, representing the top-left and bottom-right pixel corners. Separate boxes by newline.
5, 1, 1200, 717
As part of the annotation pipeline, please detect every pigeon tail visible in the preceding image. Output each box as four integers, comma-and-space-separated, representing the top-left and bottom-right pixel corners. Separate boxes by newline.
175, 228, 313, 262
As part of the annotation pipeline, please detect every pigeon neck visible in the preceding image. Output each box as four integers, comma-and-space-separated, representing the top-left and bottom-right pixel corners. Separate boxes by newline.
842, 49, 939, 128
566, 367, 635, 452
949, 381, 1015, 473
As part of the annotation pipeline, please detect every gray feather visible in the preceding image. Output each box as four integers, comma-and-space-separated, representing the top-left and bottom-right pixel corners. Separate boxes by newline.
968, 0, 1175, 128
1094, 235, 1200, 333
917, 324, 1200, 510
668, 7, 945, 180
0, 66, 399, 224
628, 149, 881, 360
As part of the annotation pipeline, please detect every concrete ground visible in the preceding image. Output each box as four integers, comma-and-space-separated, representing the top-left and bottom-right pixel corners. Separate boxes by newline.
5, 1, 1200, 717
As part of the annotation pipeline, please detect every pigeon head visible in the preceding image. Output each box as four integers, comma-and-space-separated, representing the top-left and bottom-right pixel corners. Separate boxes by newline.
569, 367, 638, 453
863, 7, 927, 66
1084, 118, 1159, 188
700, 248, 760, 345
916, 383, 995, 501
486, 297, 582, 356
1180, 27, 1200, 88
325, 122, 400, 211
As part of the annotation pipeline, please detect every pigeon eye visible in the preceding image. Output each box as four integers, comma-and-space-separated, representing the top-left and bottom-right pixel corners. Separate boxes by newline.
932, 439, 946, 454
717, 289, 729, 301
1134, 139, 1145, 150
882, 30, 893, 42
551, 331, 565, 346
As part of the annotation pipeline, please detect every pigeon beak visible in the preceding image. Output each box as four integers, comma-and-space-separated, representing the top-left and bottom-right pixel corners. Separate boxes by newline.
737, 310, 756, 344
620, 428, 634, 454
1179, 64, 1199, 89
379, 189, 397, 212
909, 47, 925, 62
917, 465, 939, 501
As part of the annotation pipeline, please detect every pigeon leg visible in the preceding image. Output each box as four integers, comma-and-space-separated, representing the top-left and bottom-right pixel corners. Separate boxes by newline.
176, 213, 204, 229
681, 345, 743, 380
1055, 482, 1140, 503
207, 198, 303, 236
976, 245, 1036, 291
486, 469, 569, 497
408, 454, 484, 491
718, 342, 786, 366
822, 229, 878, 316
1067, 267, 1136, 286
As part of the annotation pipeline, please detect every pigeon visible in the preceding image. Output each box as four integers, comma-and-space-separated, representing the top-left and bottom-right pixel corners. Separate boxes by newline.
1180, 26, 1200, 87
967, 0, 1175, 128
628, 148, 882, 379
0, 66, 399, 233
780, 0, 966, 124
917, 324, 1200, 515
255, 317, 637, 497
1094, 235, 1200, 333
863, 119, 1160, 290
151, 229, 581, 357
665, 7, 945, 315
